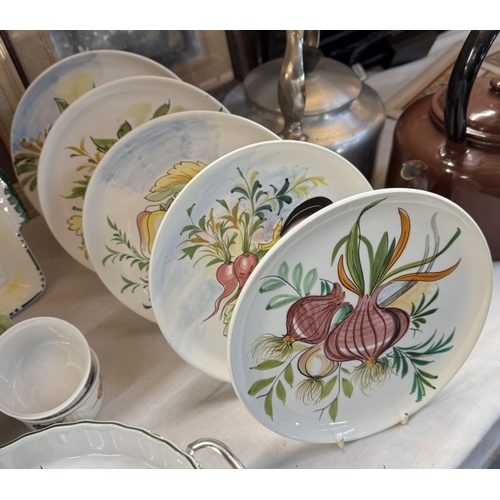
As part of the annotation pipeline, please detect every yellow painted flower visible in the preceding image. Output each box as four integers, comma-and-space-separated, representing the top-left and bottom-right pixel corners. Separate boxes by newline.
67, 215, 83, 237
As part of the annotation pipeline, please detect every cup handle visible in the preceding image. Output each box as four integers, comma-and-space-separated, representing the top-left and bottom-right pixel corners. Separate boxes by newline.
185, 438, 246, 469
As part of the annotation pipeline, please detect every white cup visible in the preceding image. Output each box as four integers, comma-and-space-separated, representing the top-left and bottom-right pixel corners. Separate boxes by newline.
0, 317, 92, 421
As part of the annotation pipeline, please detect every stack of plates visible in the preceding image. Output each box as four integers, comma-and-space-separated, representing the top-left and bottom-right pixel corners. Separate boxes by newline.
7, 49, 494, 448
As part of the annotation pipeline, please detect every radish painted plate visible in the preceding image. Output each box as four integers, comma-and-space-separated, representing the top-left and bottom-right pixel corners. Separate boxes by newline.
150, 140, 372, 382
37, 76, 227, 271
11, 50, 179, 214
228, 188, 492, 443
83, 111, 279, 322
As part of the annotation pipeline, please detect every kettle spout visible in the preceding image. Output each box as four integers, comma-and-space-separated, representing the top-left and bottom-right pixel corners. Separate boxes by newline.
401, 160, 429, 190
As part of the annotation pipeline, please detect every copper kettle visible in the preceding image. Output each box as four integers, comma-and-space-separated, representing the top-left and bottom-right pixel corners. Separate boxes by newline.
386, 30, 500, 259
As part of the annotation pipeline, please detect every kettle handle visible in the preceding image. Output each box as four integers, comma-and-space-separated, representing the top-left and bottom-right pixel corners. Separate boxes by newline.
277, 30, 309, 141
444, 30, 499, 150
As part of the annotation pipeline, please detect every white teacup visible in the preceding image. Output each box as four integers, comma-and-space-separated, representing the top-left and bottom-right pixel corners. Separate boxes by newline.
0, 317, 92, 421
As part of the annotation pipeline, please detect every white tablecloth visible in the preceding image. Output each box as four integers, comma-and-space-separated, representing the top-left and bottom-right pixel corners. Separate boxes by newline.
2, 30, 499, 469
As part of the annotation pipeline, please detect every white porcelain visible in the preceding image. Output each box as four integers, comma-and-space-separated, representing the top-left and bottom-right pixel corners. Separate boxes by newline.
0, 421, 244, 469
0, 317, 92, 421
228, 188, 493, 443
150, 140, 373, 382
22, 348, 103, 430
83, 110, 279, 322
37, 75, 228, 271
0, 170, 44, 317
11, 50, 179, 214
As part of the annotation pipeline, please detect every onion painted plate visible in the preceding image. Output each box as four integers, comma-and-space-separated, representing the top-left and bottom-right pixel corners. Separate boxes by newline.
150, 140, 372, 382
11, 50, 179, 214
0, 169, 44, 317
38, 76, 227, 271
83, 110, 279, 322
228, 188, 492, 443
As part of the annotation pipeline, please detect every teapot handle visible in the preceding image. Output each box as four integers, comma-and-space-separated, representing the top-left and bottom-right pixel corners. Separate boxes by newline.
444, 30, 499, 152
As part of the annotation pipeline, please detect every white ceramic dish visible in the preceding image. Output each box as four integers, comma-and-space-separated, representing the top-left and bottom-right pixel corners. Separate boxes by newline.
228, 188, 493, 444
22, 348, 103, 430
38, 75, 227, 271
0, 317, 92, 421
0, 420, 244, 469
0, 170, 44, 317
11, 50, 179, 214
83, 110, 279, 322
150, 140, 373, 382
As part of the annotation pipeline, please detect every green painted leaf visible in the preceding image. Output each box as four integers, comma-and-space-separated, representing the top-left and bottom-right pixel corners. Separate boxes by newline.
292, 263, 303, 292
153, 102, 170, 118
320, 375, 337, 400
284, 363, 294, 387
117, 121, 132, 139
341, 378, 354, 398
303, 268, 318, 296
266, 294, 298, 310
251, 359, 284, 370
248, 377, 275, 396
278, 261, 289, 280
276, 380, 286, 404
264, 388, 274, 419
91, 137, 117, 153
259, 278, 286, 293
54, 97, 69, 113
328, 398, 339, 422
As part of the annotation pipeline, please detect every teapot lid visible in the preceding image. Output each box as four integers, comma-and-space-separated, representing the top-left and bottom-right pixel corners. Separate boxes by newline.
431, 76, 500, 146
243, 51, 362, 115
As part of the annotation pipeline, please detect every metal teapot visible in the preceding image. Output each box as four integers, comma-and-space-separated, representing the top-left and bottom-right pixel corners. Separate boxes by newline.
385, 30, 500, 259
222, 30, 386, 182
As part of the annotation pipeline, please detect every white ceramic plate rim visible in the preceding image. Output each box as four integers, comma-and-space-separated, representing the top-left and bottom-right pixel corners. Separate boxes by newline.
0, 420, 199, 469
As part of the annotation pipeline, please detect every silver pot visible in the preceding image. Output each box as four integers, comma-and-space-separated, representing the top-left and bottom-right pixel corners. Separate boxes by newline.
222, 30, 386, 181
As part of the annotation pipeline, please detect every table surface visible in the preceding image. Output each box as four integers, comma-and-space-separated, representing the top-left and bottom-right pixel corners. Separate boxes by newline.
2, 30, 500, 469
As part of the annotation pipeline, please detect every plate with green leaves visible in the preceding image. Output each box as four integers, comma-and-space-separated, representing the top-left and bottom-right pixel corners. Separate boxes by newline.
38, 75, 226, 271
228, 188, 492, 443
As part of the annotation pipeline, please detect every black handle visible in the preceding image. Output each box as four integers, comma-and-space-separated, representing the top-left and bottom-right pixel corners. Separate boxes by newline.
445, 30, 499, 146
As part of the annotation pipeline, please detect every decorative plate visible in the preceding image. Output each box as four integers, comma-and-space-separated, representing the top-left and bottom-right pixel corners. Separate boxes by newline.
37, 75, 227, 271
227, 188, 492, 443
0, 169, 44, 317
11, 50, 179, 214
150, 140, 373, 382
0, 420, 199, 468
83, 110, 279, 322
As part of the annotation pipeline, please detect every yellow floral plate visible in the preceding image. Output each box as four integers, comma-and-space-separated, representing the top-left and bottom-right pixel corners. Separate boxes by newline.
228, 188, 493, 443
83, 110, 279, 322
11, 50, 179, 215
149, 140, 372, 382
37, 75, 227, 271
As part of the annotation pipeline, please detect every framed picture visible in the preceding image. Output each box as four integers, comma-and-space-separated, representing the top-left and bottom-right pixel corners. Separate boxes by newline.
385, 41, 500, 120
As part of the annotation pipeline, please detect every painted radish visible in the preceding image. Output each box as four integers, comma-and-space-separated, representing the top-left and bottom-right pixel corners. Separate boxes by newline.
204, 262, 238, 321
233, 252, 259, 289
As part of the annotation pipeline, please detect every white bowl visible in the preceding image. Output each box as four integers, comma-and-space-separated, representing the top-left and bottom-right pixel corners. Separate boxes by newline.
22, 348, 103, 430
0, 317, 92, 421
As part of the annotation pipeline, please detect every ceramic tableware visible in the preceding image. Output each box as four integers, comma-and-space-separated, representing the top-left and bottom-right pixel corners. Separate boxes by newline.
228, 188, 492, 443
150, 140, 373, 382
0, 420, 245, 468
83, 110, 279, 322
37, 75, 227, 271
11, 49, 179, 214
0, 317, 92, 422
0, 169, 44, 317
22, 348, 103, 430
